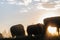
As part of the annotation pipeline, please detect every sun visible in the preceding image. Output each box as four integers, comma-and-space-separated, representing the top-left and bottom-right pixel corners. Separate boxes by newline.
47, 26, 58, 36
37, 12, 59, 24
47, 26, 57, 34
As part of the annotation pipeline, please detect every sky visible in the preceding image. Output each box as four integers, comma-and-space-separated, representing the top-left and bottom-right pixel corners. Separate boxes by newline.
0, 0, 60, 35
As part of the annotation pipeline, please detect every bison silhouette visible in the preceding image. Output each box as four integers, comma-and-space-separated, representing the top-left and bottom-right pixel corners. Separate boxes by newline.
10, 24, 25, 38
0, 33, 3, 38
27, 23, 44, 36
44, 16, 60, 35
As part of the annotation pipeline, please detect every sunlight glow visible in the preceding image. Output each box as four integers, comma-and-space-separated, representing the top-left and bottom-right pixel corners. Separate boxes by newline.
37, 12, 59, 24
47, 26, 58, 36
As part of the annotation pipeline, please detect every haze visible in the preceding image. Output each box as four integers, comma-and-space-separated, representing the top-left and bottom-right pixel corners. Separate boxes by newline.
0, 0, 60, 37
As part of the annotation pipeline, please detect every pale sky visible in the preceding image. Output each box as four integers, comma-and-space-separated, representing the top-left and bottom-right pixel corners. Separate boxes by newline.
0, 0, 60, 35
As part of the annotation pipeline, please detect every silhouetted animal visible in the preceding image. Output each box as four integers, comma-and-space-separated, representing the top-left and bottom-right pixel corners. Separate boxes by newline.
27, 23, 43, 36
10, 24, 25, 38
44, 16, 60, 35
0, 33, 3, 38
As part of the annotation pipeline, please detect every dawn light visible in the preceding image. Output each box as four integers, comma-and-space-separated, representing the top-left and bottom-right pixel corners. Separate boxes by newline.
47, 26, 58, 36
37, 11, 59, 24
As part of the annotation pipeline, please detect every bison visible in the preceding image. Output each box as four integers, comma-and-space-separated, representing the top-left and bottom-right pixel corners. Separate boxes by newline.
10, 24, 25, 38
44, 16, 60, 35
0, 33, 3, 38
27, 23, 44, 36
